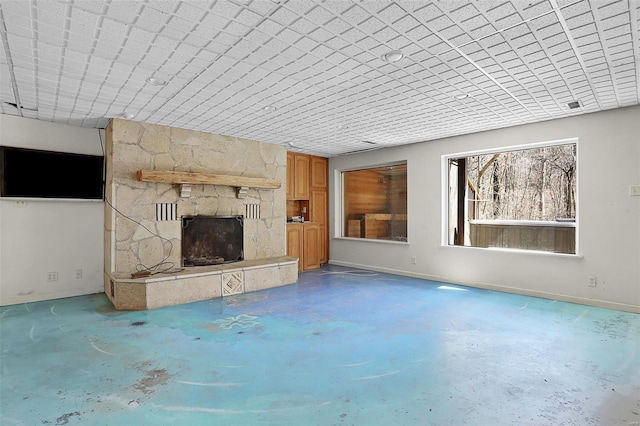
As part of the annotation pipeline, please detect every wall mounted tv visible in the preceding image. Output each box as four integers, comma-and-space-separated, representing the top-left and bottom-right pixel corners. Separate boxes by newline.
0, 146, 104, 200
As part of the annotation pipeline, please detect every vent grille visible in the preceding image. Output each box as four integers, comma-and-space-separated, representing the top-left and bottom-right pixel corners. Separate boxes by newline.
156, 203, 178, 221
245, 204, 260, 219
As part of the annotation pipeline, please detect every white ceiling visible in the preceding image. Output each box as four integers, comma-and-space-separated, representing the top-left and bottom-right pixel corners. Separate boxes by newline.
0, 0, 638, 157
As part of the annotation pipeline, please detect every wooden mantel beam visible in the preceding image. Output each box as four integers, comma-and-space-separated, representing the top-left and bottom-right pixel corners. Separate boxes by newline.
136, 169, 281, 189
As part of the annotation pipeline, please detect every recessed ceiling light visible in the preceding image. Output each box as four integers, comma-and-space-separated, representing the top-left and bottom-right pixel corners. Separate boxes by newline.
454, 94, 469, 100
146, 76, 167, 86
121, 112, 135, 119
382, 50, 404, 63
262, 105, 277, 112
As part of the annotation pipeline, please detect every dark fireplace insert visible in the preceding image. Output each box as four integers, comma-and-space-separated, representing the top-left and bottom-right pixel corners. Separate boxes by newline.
181, 215, 244, 267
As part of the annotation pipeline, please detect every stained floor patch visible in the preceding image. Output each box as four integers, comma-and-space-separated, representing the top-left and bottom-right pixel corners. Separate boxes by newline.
134, 368, 172, 395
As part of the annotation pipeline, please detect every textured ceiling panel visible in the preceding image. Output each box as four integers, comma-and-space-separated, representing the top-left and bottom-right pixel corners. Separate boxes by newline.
0, 0, 638, 156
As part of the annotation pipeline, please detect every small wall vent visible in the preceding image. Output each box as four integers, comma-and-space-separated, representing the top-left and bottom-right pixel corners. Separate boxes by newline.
156, 203, 178, 221
245, 203, 260, 219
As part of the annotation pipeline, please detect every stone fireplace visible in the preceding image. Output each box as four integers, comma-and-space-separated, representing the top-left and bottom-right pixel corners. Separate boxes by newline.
181, 215, 244, 266
103, 119, 297, 310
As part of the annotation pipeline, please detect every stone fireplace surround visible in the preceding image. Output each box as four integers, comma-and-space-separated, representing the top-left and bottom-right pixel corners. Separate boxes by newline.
103, 119, 297, 310
107, 257, 298, 310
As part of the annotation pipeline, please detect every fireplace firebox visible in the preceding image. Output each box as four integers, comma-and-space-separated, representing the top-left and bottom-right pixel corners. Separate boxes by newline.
181, 215, 244, 267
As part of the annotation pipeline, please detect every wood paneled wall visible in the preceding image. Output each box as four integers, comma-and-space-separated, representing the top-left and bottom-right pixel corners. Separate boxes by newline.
388, 174, 407, 215
344, 170, 389, 218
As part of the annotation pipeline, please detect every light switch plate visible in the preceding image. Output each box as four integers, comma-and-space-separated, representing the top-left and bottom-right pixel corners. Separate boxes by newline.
630, 185, 640, 196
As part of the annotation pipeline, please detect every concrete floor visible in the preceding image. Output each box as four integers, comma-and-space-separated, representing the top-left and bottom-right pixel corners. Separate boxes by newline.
1, 264, 638, 425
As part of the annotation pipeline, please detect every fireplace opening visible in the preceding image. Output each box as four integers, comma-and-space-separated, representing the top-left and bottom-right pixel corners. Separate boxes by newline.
181, 215, 244, 267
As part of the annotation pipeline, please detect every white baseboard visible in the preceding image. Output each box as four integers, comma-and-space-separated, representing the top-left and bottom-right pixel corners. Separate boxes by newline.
0, 288, 104, 307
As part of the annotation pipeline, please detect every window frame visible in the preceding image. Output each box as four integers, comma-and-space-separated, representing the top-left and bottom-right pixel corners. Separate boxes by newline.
337, 161, 409, 244
441, 138, 580, 256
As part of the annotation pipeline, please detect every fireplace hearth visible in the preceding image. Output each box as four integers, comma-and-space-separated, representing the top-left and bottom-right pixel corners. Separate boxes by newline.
182, 215, 244, 267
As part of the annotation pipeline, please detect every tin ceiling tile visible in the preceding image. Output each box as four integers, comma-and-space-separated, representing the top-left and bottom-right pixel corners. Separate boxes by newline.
0, 0, 637, 156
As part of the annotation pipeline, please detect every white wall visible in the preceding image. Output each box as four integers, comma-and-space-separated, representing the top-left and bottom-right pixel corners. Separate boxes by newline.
329, 106, 640, 312
0, 115, 104, 305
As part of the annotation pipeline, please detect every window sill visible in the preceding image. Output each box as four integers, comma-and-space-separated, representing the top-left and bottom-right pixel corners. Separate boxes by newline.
469, 219, 576, 228
440, 244, 583, 259
334, 236, 410, 245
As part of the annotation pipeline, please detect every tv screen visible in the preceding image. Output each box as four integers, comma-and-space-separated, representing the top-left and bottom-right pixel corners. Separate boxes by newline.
0, 146, 104, 200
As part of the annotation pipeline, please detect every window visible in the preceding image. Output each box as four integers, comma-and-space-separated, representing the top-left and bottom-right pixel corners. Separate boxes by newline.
342, 162, 407, 241
446, 140, 577, 254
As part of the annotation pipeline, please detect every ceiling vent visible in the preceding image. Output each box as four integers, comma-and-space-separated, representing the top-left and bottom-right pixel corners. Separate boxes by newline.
567, 101, 581, 110
339, 140, 382, 156
3, 102, 38, 112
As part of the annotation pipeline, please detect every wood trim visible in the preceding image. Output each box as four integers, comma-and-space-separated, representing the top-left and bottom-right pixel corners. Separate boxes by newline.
137, 169, 281, 189
455, 158, 466, 246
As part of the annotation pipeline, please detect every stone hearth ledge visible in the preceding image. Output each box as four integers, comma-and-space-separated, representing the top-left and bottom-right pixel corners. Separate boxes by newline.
105, 256, 298, 310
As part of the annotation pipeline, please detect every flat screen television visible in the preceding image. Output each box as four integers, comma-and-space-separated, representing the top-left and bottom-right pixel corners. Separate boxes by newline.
0, 146, 104, 200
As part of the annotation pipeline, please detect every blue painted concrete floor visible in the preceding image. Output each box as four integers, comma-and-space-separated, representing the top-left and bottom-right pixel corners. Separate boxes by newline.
1, 265, 639, 426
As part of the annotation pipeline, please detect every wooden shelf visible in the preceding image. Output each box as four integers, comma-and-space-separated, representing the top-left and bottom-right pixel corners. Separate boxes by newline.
137, 169, 281, 189
360, 213, 407, 221
347, 213, 408, 239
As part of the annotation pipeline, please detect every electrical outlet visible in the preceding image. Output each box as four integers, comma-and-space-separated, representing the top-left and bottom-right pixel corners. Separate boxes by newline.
588, 276, 597, 287
47, 272, 58, 282
411, 256, 417, 264
75, 269, 83, 279
13, 200, 27, 208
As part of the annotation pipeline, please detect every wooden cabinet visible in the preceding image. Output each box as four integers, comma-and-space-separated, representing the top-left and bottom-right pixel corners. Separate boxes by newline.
287, 152, 310, 200
302, 223, 320, 270
286, 222, 320, 272
286, 223, 303, 271
310, 190, 328, 264
310, 155, 327, 188
294, 154, 310, 200
287, 152, 328, 266
309, 156, 328, 264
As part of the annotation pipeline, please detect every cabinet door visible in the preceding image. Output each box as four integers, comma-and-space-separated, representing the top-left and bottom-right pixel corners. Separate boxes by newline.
293, 154, 310, 200
286, 224, 304, 272
311, 190, 328, 264
310, 156, 328, 189
286, 152, 295, 200
317, 224, 327, 264
303, 224, 320, 270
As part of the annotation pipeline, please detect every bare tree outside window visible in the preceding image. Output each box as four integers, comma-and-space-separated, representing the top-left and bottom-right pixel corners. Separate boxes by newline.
448, 142, 577, 254
469, 144, 576, 221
